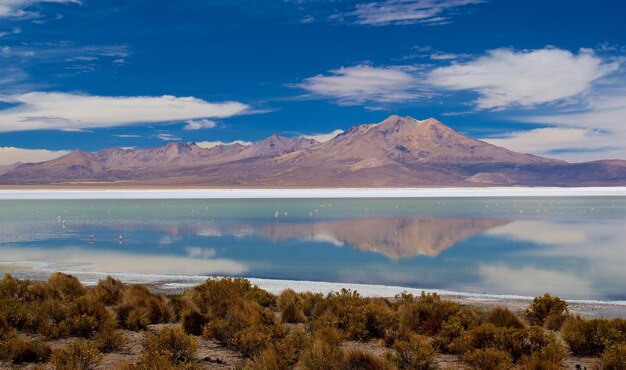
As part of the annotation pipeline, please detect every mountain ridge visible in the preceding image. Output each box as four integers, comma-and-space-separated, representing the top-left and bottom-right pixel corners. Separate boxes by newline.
1, 115, 625, 187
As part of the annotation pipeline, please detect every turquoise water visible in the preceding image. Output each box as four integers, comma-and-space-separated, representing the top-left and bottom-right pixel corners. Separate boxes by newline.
0, 197, 624, 301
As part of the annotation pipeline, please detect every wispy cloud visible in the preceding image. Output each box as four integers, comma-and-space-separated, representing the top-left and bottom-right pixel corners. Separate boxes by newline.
0, 146, 69, 165
0, 92, 249, 132
0, 0, 79, 19
183, 118, 216, 130
296, 64, 424, 105
333, 0, 484, 26
155, 133, 181, 141
428, 47, 619, 109
113, 134, 141, 138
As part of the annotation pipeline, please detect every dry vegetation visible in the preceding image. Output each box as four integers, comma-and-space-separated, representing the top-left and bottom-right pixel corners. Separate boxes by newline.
0, 273, 624, 369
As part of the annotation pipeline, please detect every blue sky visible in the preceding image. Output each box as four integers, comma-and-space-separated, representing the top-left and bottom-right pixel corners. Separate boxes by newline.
0, 0, 625, 164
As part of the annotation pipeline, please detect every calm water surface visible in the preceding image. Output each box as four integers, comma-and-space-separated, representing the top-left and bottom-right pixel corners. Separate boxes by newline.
0, 197, 624, 301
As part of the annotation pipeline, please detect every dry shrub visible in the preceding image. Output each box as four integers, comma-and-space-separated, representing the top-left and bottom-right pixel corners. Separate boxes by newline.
602, 344, 626, 370
241, 347, 287, 370
278, 289, 306, 323
432, 307, 480, 352
116, 285, 173, 330
59, 295, 115, 338
384, 333, 436, 370
342, 348, 389, 370
93, 327, 127, 353
449, 323, 563, 363
562, 316, 626, 357
169, 295, 197, 321
187, 277, 275, 318
524, 294, 568, 327
300, 292, 324, 317
298, 337, 344, 370
484, 307, 525, 329
276, 326, 308, 367
142, 326, 197, 366
50, 339, 102, 370
0, 334, 51, 363
310, 289, 395, 341
48, 272, 86, 299
519, 341, 567, 370
396, 292, 460, 336
463, 348, 513, 370
181, 309, 207, 335
202, 296, 280, 356
232, 325, 274, 357
89, 276, 126, 305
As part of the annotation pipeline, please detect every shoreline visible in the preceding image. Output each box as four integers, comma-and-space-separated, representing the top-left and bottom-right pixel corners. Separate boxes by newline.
1, 186, 626, 199
5, 266, 625, 318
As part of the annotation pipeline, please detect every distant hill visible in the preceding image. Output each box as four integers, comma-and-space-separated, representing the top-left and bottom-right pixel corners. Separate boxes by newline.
1, 115, 625, 187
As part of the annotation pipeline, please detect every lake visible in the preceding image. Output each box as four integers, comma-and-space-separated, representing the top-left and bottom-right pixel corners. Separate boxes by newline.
0, 197, 624, 301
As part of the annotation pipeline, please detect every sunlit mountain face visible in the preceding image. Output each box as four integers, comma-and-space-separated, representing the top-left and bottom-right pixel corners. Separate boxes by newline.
1, 197, 624, 301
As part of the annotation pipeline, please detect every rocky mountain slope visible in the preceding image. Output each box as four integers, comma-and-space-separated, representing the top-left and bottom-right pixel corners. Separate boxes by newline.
1, 115, 625, 186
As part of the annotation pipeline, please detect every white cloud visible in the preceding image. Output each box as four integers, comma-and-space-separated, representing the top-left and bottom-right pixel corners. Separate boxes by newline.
113, 134, 141, 138
300, 129, 344, 143
184, 118, 216, 130
0, 146, 69, 165
0, 0, 79, 18
297, 65, 420, 105
337, 0, 483, 26
0, 92, 249, 132
483, 127, 626, 162
428, 48, 619, 109
196, 140, 252, 149
155, 133, 180, 141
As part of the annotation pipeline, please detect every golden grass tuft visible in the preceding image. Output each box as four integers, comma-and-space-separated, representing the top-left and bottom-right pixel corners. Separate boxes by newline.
298, 337, 344, 370
277, 289, 306, 323
48, 272, 87, 299
241, 346, 288, 370
116, 285, 173, 330
602, 344, 626, 370
342, 348, 390, 370
89, 276, 126, 305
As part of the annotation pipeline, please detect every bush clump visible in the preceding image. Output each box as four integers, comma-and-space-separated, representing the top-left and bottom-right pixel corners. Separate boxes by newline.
49, 339, 102, 370
561, 316, 626, 356
277, 289, 306, 323
396, 292, 461, 336
384, 333, 436, 370
342, 348, 389, 370
524, 294, 568, 327
298, 337, 345, 370
602, 344, 626, 370
142, 326, 197, 366
116, 285, 173, 330
0, 334, 51, 363
309, 289, 395, 341
463, 348, 513, 370
484, 307, 525, 329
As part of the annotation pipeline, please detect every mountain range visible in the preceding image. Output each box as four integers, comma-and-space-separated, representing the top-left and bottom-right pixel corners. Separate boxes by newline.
1, 115, 625, 187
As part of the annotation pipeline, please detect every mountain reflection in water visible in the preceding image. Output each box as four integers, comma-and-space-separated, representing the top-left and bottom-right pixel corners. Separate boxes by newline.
0, 197, 624, 301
